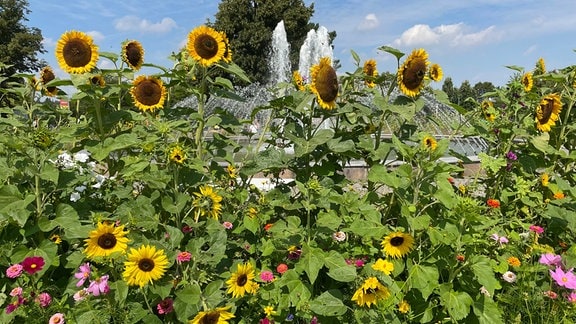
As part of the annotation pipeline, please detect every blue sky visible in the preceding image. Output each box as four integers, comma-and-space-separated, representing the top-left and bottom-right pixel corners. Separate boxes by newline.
28, 0, 576, 87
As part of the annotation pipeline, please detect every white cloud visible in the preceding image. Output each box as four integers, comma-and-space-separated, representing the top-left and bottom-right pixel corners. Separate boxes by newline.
86, 31, 105, 42
42, 37, 56, 48
523, 45, 538, 56
114, 16, 177, 33
357, 13, 379, 31
393, 23, 499, 48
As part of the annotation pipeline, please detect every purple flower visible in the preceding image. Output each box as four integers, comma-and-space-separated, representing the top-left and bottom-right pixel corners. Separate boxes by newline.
87, 275, 110, 296
506, 151, 517, 161
490, 233, 508, 245
157, 297, 174, 315
6, 264, 23, 279
539, 253, 562, 267
37, 292, 52, 308
549, 267, 576, 289
74, 262, 91, 287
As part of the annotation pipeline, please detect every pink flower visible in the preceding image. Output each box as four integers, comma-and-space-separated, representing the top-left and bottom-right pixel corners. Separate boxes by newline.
567, 292, 576, 303
332, 231, 346, 242
276, 263, 288, 274
490, 233, 508, 245
182, 225, 193, 234
502, 271, 517, 283
549, 267, 576, 289
529, 225, 544, 234
73, 288, 89, 302
9, 287, 22, 297
49, 312, 65, 324
539, 253, 562, 267
6, 264, 23, 278
157, 297, 174, 315
260, 270, 274, 282
21, 256, 45, 275
543, 290, 558, 299
222, 221, 233, 229
74, 262, 91, 287
177, 251, 192, 264
37, 292, 52, 308
87, 275, 110, 296
354, 259, 366, 267
5, 301, 19, 314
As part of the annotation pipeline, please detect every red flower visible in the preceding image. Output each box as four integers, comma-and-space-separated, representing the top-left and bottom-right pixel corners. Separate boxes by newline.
276, 263, 288, 274
486, 199, 500, 208
21, 256, 45, 275
264, 223, 273, 231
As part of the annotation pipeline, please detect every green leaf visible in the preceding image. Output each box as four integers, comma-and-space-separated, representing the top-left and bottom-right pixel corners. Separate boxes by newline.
478, 152, 507, 174
299, 243, 325, 284
316, 210, 342, 231
0, 194, 35, 226
324, 251, 356, 282
110, 280, 129, 307
378, 45, 405, 61
350, 49, 361, 65
175, 284, 202, 305
327, 137, 355, 153
470, 255, 502, 296
439, 284, 473, 321
309, 291, 347, 316
407, 262, 439, 299
473, 296, 504, 324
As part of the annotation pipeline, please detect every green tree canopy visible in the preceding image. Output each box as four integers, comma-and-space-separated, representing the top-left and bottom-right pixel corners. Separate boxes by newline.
0, 0, 45, 75
212, 0, 333, 84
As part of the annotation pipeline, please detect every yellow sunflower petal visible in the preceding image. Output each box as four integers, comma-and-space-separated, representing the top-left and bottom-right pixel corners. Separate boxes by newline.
398, 48, 429, 97
55, 30, 99, 74
310, 57, 338, 110
130, 75, 167, 113
123, 245, 169, 287
187, 25, 226, 67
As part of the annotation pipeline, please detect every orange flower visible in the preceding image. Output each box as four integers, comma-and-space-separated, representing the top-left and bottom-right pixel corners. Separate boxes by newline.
507, 256, 521, 267
264, 223, 273, 231
487, 199, 500, 208
553, 192, 565, 200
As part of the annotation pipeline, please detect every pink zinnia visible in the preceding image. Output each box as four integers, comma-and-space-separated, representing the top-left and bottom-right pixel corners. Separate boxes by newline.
157, 297, 174, 315
529, 225, 544, 234
74, 262, 91, 287
87, 275, 110, 296
260, 270, 274, 282
6, 264, 24, 278
73, 288, 89, 302
9, 287, 22, 297
37, 292, 52, 308
5, 301, 19, 314
568, 292, 576, 303
276, 263, 288, 274
550, 267, 576, 289
21, 256, 45, 275
177, 251, 192, 264
222, 221, 233, 229
49, 312, 65, 324
539, 253, 562, 267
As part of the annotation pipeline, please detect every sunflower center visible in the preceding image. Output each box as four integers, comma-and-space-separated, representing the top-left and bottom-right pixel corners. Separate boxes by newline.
126, 43, 143, 67
138, 258, 155, 272
62, 38, 93, 68
134, 80, 162, 106
200, 312, 220, 324
195, 35, 218, 59
537, 99, 553, 123
236, 274, 248, 287
403, 59, 427, 90
390, 236, 405, 247
97, 233, 117, 249
316, 66, 338, 102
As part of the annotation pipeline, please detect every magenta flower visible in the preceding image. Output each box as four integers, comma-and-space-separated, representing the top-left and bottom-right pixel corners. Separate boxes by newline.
550, 267, 576, 289
529, 225, 544, 234
21, 256, 45, 275
177, 251, 192, 264
5, 301, 19, 314
37, 292, 52, 308
87, 275, 110, 296
539, 253, 562, 267
182, 225, 193, 234
74, 262, 91, 287
6, 264, 24, 278
260, 270, 274, 282
354, 259, 366, 267
156, 297, 174, 315
568, 292, 576, 303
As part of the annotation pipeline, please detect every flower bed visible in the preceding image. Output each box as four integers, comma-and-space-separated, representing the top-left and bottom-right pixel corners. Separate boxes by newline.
1, 26, 575, 323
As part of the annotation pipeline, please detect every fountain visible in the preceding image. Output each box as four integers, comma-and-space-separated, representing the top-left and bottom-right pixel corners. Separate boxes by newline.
268, 20, 291, 84
298, 26, 333, 80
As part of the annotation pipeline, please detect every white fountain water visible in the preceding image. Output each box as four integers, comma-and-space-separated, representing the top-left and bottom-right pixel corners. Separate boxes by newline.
298, 26, 333, 80
268, 20, 291, 85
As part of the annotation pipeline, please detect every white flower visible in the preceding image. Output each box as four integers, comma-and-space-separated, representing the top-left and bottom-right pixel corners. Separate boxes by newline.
502, 271, 517, 283
92, 174, 107, 189
73, 150, 91, 163
332, 231, 347, 242
479, 286, 491, 297
70, 192, 81, 202
75, 185, 87, 193
53, 152, 76, 169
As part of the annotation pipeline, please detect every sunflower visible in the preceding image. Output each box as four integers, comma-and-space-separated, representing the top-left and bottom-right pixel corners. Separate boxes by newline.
55, 30, 99, 74
351, 277, 390, 307
541, 173, 549, 187
130, 75, 167, 113
422, 135, 437, 151
169, 146, 186, 164
521, 72, 533, 92
363, 59, 378, 88
226, 262, 259, 298
535, 93, 562, 132
189, 306, 235, 324
89, 75, 106, 87
535, 57, 546, 75
123, 245, 169, 287
84, 222, 130, 259
481, 99, 497, 122
310, 57, 338, 110
219, 31, 233, 63
398, 48, 429, 97
292, 70, 305, 91
429, 63, 443, 82
187, 25, 226, 67
193, 185, 223, 221
381, 231, 414, 258
40, 66, 58, 96
121, 40, 144, 71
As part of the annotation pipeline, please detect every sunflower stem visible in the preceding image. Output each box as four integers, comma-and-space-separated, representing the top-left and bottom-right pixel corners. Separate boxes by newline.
141, 287, 154, 314
195, 70, 208, 160
94, 97, 105, 139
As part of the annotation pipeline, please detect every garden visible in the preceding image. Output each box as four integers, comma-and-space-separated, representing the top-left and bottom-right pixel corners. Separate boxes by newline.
1, 24, 576, 323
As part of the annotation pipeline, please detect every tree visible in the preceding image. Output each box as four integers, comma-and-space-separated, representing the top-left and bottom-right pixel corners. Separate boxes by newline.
0, 0, 46, 76
473, 81, 496, 99
458, 80, 476, 110
212, 0, 332, 84
442, 77, 457, 104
